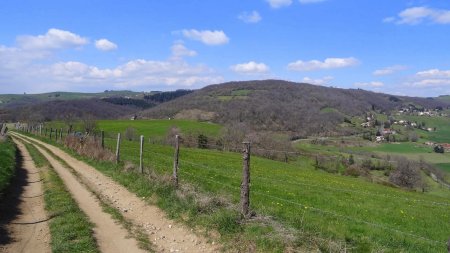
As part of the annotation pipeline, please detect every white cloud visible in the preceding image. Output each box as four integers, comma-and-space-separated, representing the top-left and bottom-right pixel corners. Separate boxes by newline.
17, 28, 88, 50
354, 81, 384, 87
230, 61, 269, 74
373, 65, 407, 76
406, 69, 450, 88
416, 69, 450, 78
182, 29, 229, 45
95, 39, 118, 51
238, 11, 262, 23
170, 41, 197, 60
386, 6, 450, 25
0, 38, 223, 93
267, 0, 292, 8
287, 57, 359, 71
301, 76, 333, 86
299, 0, 326, 4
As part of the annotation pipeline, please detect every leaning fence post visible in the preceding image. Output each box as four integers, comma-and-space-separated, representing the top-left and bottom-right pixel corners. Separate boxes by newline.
241, 141, 251, 219
172, 135, 180, 188
101, 131, 105, 149
116, 133, 121, 164
139, 135, 144, 174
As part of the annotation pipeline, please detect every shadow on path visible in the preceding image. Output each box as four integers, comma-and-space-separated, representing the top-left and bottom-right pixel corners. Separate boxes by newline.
0, 147, 27, 245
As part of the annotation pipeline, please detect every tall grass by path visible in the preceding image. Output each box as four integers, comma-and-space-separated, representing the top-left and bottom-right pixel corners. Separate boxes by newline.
19, 131, 450, 252
23, 142, 99, 253
0, 136, 16, 197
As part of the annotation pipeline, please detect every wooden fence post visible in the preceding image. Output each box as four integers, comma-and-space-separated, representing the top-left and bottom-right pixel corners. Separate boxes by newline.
116, 133, 121, 164
139, 135, 144, 174
241, 141, 251, 218
101, 131, 105, 149
60, 128, 63, 141
39, 125, 42, 136
172, 135, 180, 188
55, 129, 58, 141
50, 128, 53, 140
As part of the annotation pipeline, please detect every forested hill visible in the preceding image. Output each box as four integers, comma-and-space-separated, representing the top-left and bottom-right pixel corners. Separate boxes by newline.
1, 99, 139, 122
139, 80, 449, 137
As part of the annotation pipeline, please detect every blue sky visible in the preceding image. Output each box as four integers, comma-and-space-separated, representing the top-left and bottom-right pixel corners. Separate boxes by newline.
0, 0, 449, 96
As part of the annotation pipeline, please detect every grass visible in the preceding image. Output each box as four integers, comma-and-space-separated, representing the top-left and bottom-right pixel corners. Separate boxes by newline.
20, 130, 450, 252
24, 142, 99, 253
396, 114, 450, 143
0, 136, 16, 197
44, 119, 222, 140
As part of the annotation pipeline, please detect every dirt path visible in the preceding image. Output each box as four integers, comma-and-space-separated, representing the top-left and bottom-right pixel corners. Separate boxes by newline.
0, 139, 50, 253
12, 134, 146, 253
13, 133, 219, 253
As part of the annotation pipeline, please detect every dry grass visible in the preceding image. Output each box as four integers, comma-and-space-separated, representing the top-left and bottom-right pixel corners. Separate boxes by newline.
64, 135, 115, 161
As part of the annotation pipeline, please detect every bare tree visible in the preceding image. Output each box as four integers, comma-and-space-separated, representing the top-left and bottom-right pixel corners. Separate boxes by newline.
389, 157, 422, 189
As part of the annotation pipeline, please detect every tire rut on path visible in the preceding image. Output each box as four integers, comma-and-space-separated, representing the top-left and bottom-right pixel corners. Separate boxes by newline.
0, 139, 50, 253
12, 134, 146, 253
13, 133, 219, 253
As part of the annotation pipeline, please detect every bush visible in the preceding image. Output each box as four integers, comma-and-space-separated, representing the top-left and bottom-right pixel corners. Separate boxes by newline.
124, 126, 137, 141
434, 145, 444, 153
197, 134, 208, 149
344, 165, 367, 177
64, 135, 114, 161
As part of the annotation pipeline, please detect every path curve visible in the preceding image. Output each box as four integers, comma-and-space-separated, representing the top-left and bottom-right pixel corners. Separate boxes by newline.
13, 132, 219, 253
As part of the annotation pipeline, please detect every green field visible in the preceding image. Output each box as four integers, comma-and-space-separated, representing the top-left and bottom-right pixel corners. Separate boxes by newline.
98, 119, 222, 139
103, 137, 450, 252
0, 136, 16, 196
398, 115, 450, 143
21, 119, 450, 252
44, 119, 222, 140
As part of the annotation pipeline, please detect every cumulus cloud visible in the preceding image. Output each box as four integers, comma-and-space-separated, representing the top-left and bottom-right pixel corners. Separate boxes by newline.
385, 6, 450, 25
95, 39, 118, 51
230, 61, 269, 74
299, 0, 326, 4
287, 57, 359, 71
266, 0, 292, 8
17, 28, 88, 50
182, 29, 229, 45
170, 41, 197, 60
0, 36, 223, 93
301, 76, 334, 86
406, 69, 450, 88
373, 65, 407, 76
354, 81, 384, 87
238, 11, 262, 23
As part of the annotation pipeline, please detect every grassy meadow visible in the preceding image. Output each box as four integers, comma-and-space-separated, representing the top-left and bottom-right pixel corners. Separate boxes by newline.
19, 118, 450, 252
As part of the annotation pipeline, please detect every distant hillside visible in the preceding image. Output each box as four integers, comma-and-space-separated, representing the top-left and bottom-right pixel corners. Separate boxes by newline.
0, 89, 195, 122
0, 90, 143, 109
139, 80, 449, 137
0, 99, 139, 122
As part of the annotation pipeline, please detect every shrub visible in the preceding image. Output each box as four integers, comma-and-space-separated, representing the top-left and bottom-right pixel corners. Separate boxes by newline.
64, 135, 114, 161
434, 145, 444, 153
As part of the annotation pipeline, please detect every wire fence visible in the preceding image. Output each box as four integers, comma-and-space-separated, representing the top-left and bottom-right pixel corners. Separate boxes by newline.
17, 126, 450, 248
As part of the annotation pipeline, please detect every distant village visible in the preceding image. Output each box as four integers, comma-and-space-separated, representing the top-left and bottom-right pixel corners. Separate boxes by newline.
360, 106, 450, 151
